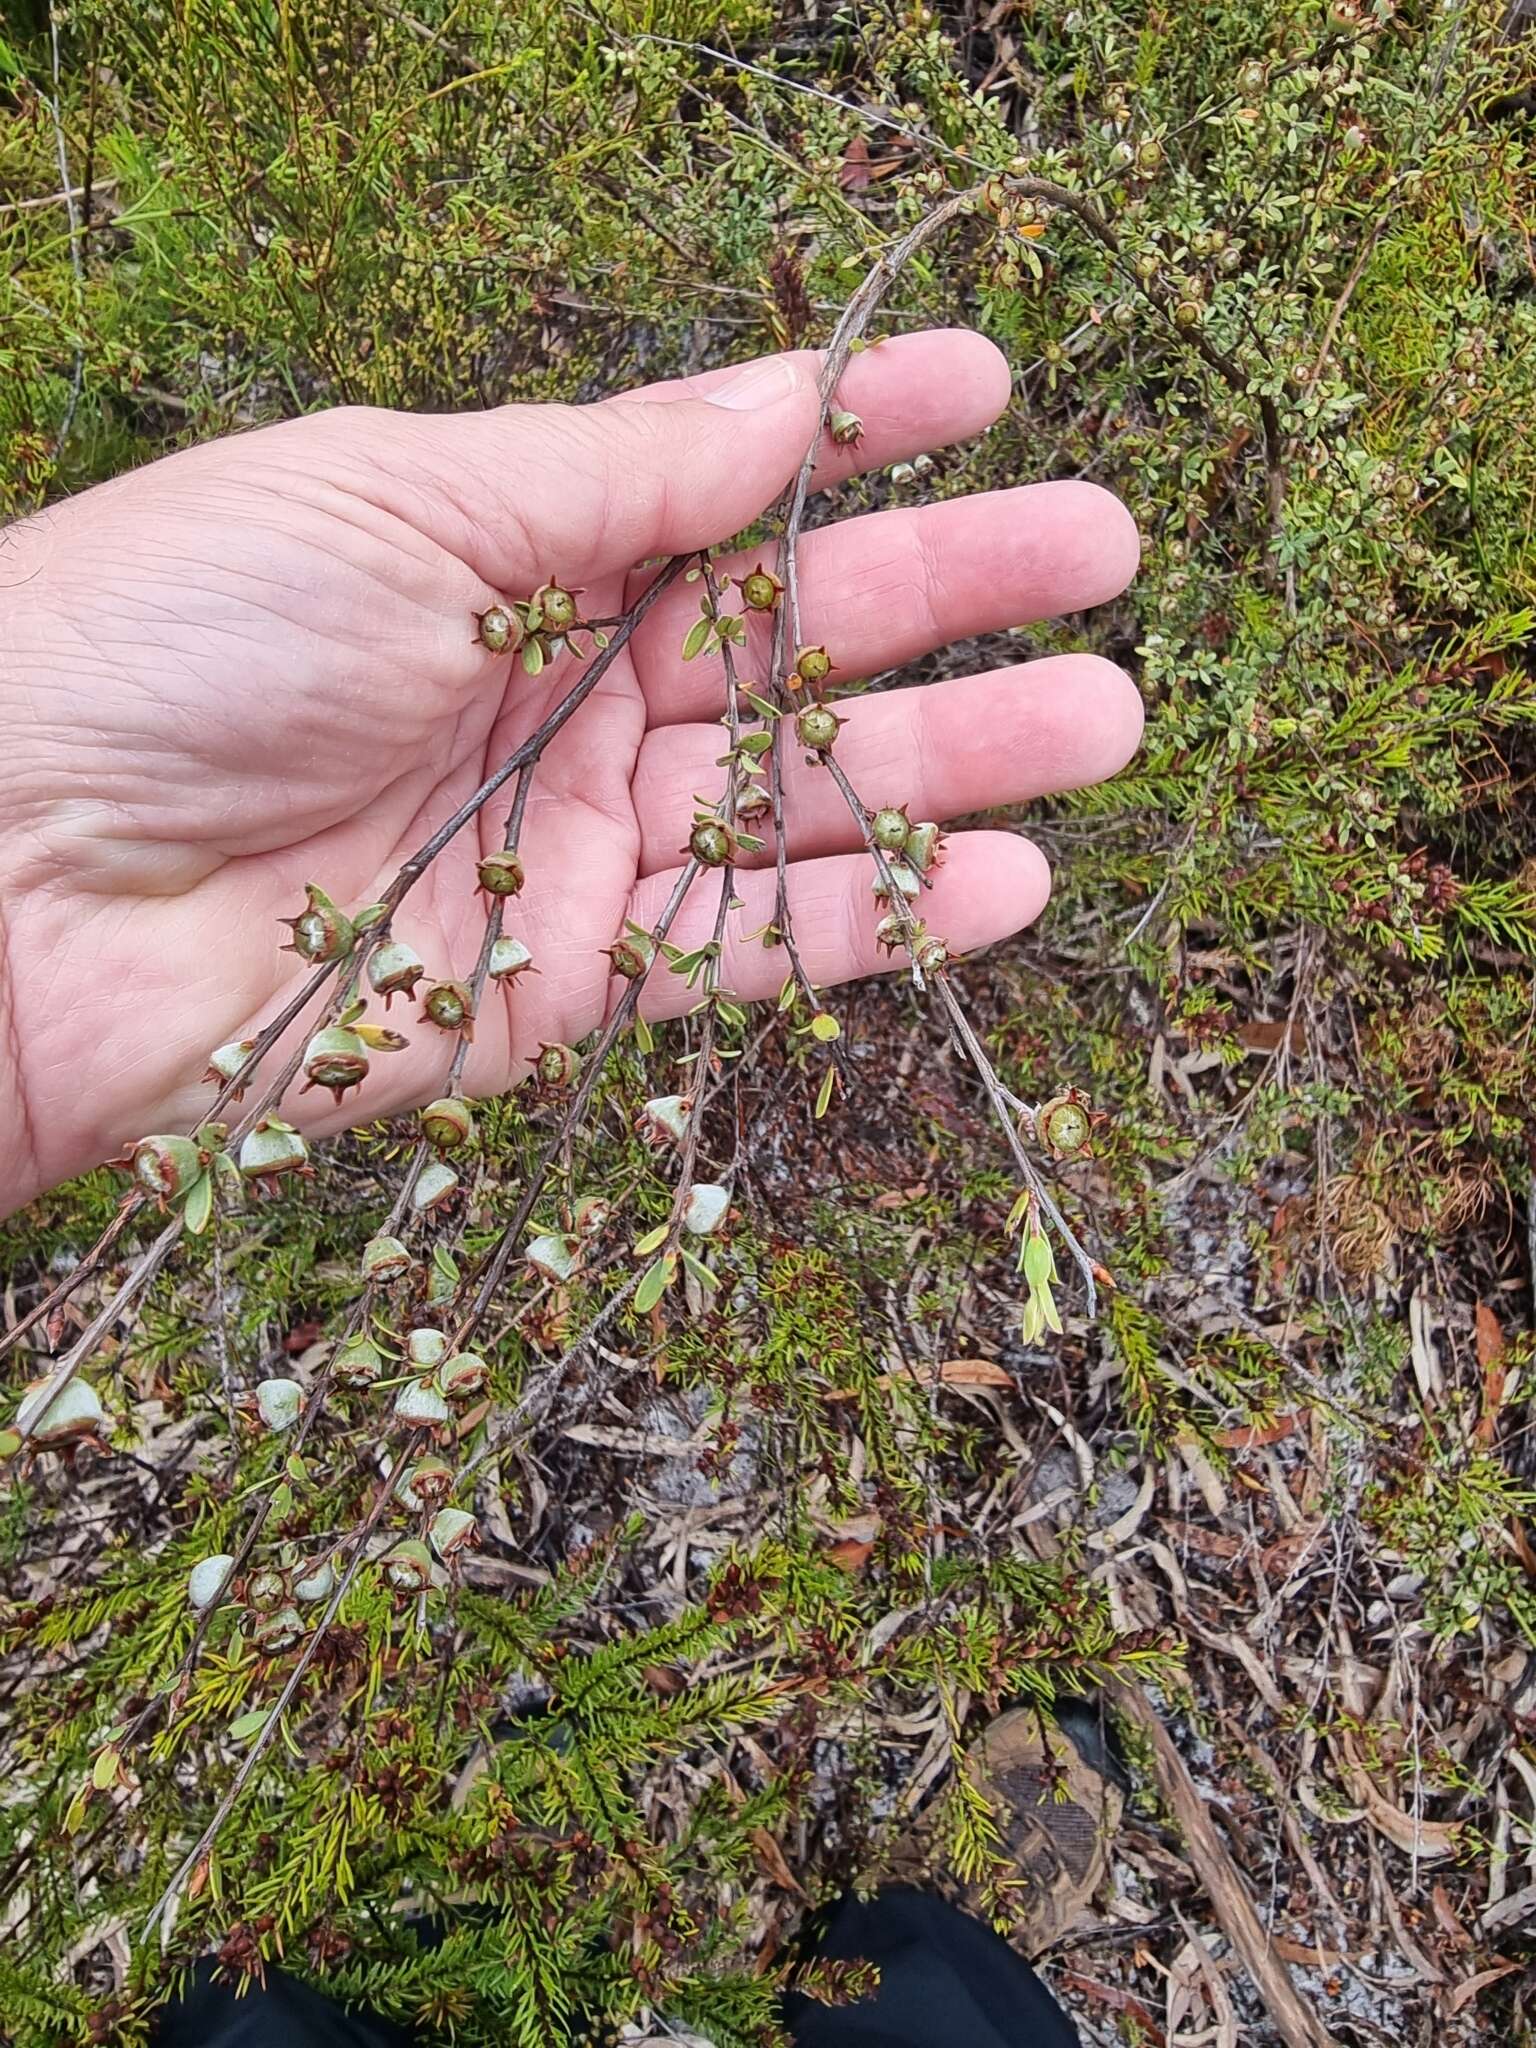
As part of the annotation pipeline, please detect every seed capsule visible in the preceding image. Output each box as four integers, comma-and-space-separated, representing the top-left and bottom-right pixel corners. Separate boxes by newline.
795, 646, 833, 686
238, 1118, 309, 1184
204, 1039, 258, 1094
476, 604, 522, 654
16, 1375, 107, 1447
437, 1352, 489, 1400
526, 1233, 580, 1282
683, 1183, 730, 1236
361, 1235, 412, 1283
870, 807, 912, 853
872, 861, 922, 902
689, 820, 736, 867
828, 409, 864, 447
333, 1331, 384, 1389
128, 1134, 206, 1204
256, 1377, 305, 1432
394, 1379, 451, 1427
189, 1554, 236, 1610
535, 1042, 581, 1089
404, 1456, 454, 1509
429, 1507, 478, 1562
420, 1097, 475, 1150
488, 936, 536, 981
407, 1329, 448, 1371
301, 1026, 370, 1102
413, 1162, 459, 1213
477, 851, 526, 897
246, 1566, 288, 1613
636, 1095, 691, 1146
383, 1539, 434, 1592
1172, 298, 1202, 330
1036, 1092, 1092, 1159
796, 706, 841, 751
293, 1557, 336, 1604
913, 932, 951, 974
573, 1194, 612, 1236
422, 981, 475, 1035
606, 933, 655, 980
1135, 137, 1165, 176
367, 940, 426, 1007
280, 884, 354, 963
739, 565, 783, 612
251, 1605, 304, 1654
904, 822, 943, 872
535, 582, 578, 632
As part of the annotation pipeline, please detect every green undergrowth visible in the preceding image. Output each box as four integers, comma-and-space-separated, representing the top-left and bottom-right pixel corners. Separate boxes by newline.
3, 1, 1536, 2042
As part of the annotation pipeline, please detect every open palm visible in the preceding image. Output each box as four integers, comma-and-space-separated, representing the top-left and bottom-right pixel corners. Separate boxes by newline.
0, 331, 1141, 1213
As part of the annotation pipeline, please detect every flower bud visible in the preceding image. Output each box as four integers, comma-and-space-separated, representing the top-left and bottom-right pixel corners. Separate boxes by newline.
429, 1508, 477, 1562
636, 1095, 691, 1146
245, 1566, 288, 1613
535, 1042, 581, 1089
904, 822, 943, 872
739, 565, 784, 612
407, 1329, 448, 1370
420, 1097, 475, 1151
422, 981, 475, 1035
16, 1375, 107, 1447
488, 936, 536, 981
828, 409, 864, 447
534, 582, 579, 632
293, 1557, 336, 1604
795, 646, 833, 686
251, 1605, 304, 1654
238, 1118, 310, 1184
606, 933, 655, 980
796, 706, 841, 751
683, 1183, 730, 1236
189, 1554, 236, 1610
404, 1456, 454, 1508
437, 1352, 489, 1400
362, 1235, 412, 1283
204, 1040, 257, 1094
367, 940, 427, 1007
333, 1331, 384, 1389
280, 884, 354, 963
301, 1026, 370, 1102
1036, 1092, 1092, 1159
870, 806, 912, 853
384, 1538, 435, 1592
476, 604, 523, 654
256, 1377, 305, 1432
526, 1232, 580, 1282
689, 819, 737, 867
394, 1378, 451, 1427
128, 1134, 206, 1204
477, 850, 526, 897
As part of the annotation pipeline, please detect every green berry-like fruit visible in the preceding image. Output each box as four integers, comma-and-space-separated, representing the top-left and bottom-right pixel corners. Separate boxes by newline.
420, 1096, 475, 1150
488, 936, 535, 981
361, 1234, 411, 1282
476, 604, 522, 654
477, 851, 526, 897
280, 883, 354, 963
689, 819, 735, 867
367, 939, 426, 1007
871, 807, 912, 853
128, 1134, 206, 1202
535, 1042, 581, 1089
740, 566, 783, 611
796, 706, 841, 751
422, 981, 474, 1033
606, 933, 655, 980
301, 1026, 370, 1101
536, 582, 578, 632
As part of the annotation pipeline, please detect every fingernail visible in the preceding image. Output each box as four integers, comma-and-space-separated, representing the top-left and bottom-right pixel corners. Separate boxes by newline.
704, 356, 802, 410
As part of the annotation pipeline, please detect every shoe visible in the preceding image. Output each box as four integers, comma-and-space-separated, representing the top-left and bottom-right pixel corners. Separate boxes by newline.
879, 1700, 1124, 1958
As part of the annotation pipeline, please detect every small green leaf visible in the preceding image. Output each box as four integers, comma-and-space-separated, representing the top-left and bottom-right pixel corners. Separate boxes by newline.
681, 617, 715, 662
633, 1222, 670, 1257
815, 1064, 837, 1119
738, 730, 775, 756
634, 1255, 676, 1314
809, 1012, 841, 1042
1023, 1233, 1055, 1289
285, 1450, 308, 1484
0, 1429, 20, 1460
521, 637, 545, 675
433, 1244, 460, 1284
353, 903, 389, 930
91, 1746, 121, 1791
270, 1481, 294, 1522
228, 1709, 272, 1743
679, 1248, 719, 1290
778, 976, 799, 1012
182, 1171, 214, 1236
744, 691, 780, 721
633, 1012, 655, 1054
64, 1786, 90, 1835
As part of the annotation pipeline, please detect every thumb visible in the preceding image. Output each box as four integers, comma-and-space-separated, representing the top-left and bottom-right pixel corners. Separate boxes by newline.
398, 353, 819, 590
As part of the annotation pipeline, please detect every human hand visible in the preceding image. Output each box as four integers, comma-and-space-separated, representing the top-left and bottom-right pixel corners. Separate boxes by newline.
0, 331, 1140, 1215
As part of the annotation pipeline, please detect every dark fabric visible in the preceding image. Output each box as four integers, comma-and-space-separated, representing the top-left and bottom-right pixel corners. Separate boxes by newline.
784, 1889, 1079, 2048
156, 1889, 1078, 2048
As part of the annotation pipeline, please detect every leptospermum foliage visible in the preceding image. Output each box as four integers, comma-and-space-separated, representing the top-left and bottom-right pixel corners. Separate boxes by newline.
0, 167, 1180, 2043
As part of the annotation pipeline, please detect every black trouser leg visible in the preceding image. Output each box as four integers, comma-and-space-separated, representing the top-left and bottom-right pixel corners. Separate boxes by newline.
784, 1889, 1080, 2048
157, 1889, 1078, 2048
